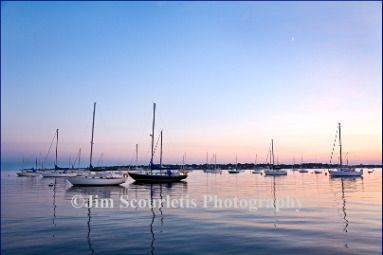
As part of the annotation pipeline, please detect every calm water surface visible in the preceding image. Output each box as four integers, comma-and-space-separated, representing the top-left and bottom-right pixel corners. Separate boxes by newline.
1, 169, 382, 254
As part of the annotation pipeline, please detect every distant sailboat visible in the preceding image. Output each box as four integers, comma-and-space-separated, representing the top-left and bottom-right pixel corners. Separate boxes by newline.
204, 154, 221, 173
329, 123, 363, 177
252, 154, 262, 174
228, 156, 240, 174
298, 153, 308, 173
291, 157, 299, 171
264, 140, 287, 176
67, 102, 127, 186
42, 129, 77, 177
17, 158, 41, 177
128, 103, 188, 183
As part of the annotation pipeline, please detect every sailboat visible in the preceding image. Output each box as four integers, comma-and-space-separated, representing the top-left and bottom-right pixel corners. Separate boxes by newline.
329, 123, 363, 177
264, 139, 287, 176
252, 154, 262, 174
291, 157, 299, 171
228, 155, 240, 174
128, 103, 188, 183
42, 129, 77, 177
204, 154, 221, 173
67, 102, 127, 186
298, 153, 308, 173
17, 158, 41, 177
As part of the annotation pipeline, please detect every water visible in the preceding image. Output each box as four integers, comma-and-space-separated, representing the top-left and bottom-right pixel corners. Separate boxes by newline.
1, 169, 382, 254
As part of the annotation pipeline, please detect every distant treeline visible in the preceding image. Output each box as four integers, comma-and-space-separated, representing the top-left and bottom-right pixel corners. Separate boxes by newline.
92, 163, 382, 171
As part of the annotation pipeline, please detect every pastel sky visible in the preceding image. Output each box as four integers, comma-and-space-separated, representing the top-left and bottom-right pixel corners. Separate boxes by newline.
1, 1, 382, 170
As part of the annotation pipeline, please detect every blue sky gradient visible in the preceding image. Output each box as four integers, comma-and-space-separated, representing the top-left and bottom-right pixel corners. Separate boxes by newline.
1, 1, 382, 169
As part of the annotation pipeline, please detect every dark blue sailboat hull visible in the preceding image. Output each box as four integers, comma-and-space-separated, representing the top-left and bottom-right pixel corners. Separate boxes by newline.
128, 172, 187, 183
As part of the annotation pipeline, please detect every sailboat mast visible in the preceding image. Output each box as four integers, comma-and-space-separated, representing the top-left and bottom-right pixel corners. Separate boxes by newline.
55, 129, 59, 167
90, 102, 96, 169
160, 130, 163, 168
150, 103, 156, 170
215, 154, 217, 169
272, 139, 275, 166
338, 123, 343, 167
79, 148, 81, 169
136, 144, 138, 169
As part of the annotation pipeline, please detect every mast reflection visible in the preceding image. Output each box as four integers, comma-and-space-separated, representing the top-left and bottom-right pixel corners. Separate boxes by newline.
150, 184, 156, 255
272, 176, 277, 228
52, 178, 57, 238
87, 200, 94, 255
129, 182, 188, 255
329, 176, 363, 249
65, 185, 128, 255
341, 178, 348, 234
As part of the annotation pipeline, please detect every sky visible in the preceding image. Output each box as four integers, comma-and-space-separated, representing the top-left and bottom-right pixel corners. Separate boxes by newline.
1, 1, 382, 170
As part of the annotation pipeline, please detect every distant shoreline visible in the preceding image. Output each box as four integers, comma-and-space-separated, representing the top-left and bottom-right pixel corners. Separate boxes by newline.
1, 163, 381, 171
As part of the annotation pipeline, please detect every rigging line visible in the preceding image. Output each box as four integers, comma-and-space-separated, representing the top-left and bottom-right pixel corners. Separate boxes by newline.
75, 114, 92, 152
329, 126, 339, 165
43, 130, 58, 166
128, 151, 135, 167
156, 109, 178, 159
71, 149, 81, 166
96, 105, 113, 145
137, 109, 153, 145
153, 131, 162, 161
97, 153, 104, 167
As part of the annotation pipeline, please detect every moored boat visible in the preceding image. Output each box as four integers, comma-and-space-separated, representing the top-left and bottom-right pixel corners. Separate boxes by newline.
66, 103, 126, 186
264, 140, 287, 176
228, 156, 240, 174
42, 129, 78, 177
128, 103, 188, 183
17, 169, 41, 177
328, 123, 363, 177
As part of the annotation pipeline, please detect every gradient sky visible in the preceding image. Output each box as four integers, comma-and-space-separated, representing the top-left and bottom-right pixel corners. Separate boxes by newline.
1, 1, 382, 169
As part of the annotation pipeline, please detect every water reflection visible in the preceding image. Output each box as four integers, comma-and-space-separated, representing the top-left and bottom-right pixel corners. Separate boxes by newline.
87, 200, 94, 255
129, 182, 188, 255
129, 181, 188, 197
65, 185, 128, 255
51, 178, 57, 237
340, 178, 349, 249
341, 178, 348, 234
329, 176, 364, 250
272, 176, 277, 228
150, 185, 156, 255
65, 185, 129, 198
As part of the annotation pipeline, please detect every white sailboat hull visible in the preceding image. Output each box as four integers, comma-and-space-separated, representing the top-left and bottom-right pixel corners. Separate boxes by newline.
42, 171, 78, 177
17, 172, 41, 177
329, 169, 363, 177
67, 176, 127, 186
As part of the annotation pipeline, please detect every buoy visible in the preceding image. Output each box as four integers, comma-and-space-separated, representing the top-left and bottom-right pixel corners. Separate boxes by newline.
325, 172, 327, 176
